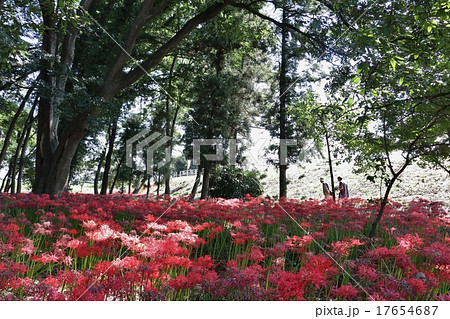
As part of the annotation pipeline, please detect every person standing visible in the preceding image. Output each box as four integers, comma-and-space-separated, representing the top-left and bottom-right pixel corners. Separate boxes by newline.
337, 176, 349, 198
320, 177, 331, 199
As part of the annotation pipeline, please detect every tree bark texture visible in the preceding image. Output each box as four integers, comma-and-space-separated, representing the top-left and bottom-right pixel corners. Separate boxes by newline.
94, 147, 106, 195
164, 54, 178, 195
324, 124, 336, 201
278, 8, 288, 199
200, 165, 211, 200
101, 121, 118, 195
109, 154, 124, 194
11, 100, 37, 193
191, 165, 202, 199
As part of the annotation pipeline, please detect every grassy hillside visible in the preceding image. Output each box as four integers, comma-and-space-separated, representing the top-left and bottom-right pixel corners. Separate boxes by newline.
170, 160, 450, 206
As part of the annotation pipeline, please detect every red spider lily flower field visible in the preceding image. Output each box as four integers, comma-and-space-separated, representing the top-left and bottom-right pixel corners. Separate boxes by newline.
0, 193, 449, 301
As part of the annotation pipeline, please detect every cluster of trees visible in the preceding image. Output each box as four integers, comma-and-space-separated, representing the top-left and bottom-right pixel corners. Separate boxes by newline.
0, 1, 449, 234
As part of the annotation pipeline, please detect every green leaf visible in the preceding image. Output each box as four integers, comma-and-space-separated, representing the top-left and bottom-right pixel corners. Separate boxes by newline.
351, 76, 361, 84
398, 77, 404, 85
390, 59, 396, 72
358, 62, 369, 72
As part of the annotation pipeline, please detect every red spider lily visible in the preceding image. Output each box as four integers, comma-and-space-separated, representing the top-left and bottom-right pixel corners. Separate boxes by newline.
31, 253, 59, 264
161, 256, 192, 269
20, 239, 36, 255
331, 238, 364, 258
194, 255, 214, 270
421, 242, 450, 265
299, 255, 338, 290
395, 233, 425, 251
120, 256, 141, 270
95, 261, 117, 276
86, 224, 119, 241
331, 284, 359, 300
269, 271, 305, 300
285, 235, 313, 252
249, 246, 265, 263
168, 275, 188, 290
357, 265, 378, 282
0, 193, 448, 300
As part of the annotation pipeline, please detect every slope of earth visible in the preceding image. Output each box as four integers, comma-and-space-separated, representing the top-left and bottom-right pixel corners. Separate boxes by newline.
169, 160, 450, 206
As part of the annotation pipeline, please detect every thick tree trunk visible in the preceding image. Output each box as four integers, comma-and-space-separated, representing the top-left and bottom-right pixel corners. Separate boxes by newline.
94, 147, 106, 195
33, 0, 93, 195
164, 169, 171, 195
33, 112, 90, 194
278, 8, 288, 199
101, 121, 118, 195
200, 165, 211, 199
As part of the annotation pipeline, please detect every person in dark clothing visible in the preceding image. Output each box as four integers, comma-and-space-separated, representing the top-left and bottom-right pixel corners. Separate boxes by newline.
337, 176, 349, 198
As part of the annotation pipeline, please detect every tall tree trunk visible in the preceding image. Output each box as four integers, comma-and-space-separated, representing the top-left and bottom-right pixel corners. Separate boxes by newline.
109, 154, 124, 194
0, 86, 34, 170
368, 113, 414, 237
0, 162, 12, 192
278, 8, 289, 199
323, 124, 336, 201
164, 54, 177, 196
11, 116, 32, 193
128, 172, 132, 194
146, 176, 151, 198
2, 160, 13, 193
191, 165, 202, 199
14, 101, 38, 193
94, 147, 106, 195
133, 177, 146, 194
200, 164, 211, 199
368, 177, 396, 238
156, 173, 161, 196
368, 163, 409, 237
16, 121, 34, 193
101, 121, 118, 195
33, 0, 93, 195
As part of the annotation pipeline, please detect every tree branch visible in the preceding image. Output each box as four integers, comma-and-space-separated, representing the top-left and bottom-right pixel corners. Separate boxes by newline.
230, 1, 346, 56
98, 1, 230, 98
315, 0, 356, 31
101, 0, 176, 85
